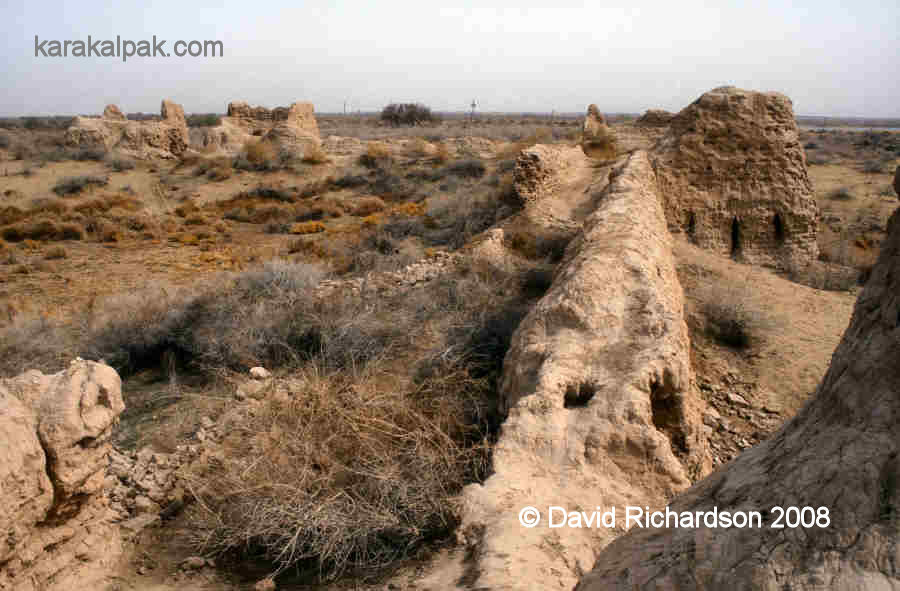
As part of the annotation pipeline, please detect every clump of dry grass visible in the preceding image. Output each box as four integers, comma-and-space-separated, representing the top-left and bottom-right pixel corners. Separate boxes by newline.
290, 221, 327, 235
44, 245, 67, 259
237, 140, 279, 171
358, 142, 393, 169
301, 143, 330, 165
698, 282, 774, 349
52, 175, 109, 196
350, 196, 386, 217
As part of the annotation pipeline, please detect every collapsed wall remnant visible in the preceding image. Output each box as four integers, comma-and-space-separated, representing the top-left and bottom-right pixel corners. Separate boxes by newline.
455, 151, 710, 591
635, 108, 674, 127
580, 104, 617, 159
0, 359, 125, 591
199, 101, 321, 158
651, 86, 819, 267
577, 206, 900, 591
65, 99, 189, 159
512, 143, 590, 205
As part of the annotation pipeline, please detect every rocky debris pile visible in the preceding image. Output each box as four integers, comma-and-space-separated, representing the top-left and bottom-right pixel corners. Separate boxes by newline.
453, 151, 710, 590
512, 143, 590, 205
317, 250, 461, 296
577, 206, 900, 590
635, 108, 674, 127
107, 446, 186, 533
697, 373, 783, 468
0, 359, 125, 591
651, 86, 819, 268
199, 100, 321, 158
65, 99, 189, 159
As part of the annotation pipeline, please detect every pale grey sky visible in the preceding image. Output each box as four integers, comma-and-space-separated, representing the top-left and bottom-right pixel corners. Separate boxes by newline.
2, 0, 898, 117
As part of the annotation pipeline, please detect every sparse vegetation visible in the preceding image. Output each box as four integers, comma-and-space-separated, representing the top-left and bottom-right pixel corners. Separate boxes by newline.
700, 283, 772, 349
52, 175, 108, 196
107, 155, 135, 172
826, 187, 854, 201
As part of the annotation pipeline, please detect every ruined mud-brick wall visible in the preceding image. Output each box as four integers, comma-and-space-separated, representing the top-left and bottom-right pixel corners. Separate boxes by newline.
202, 101, 320, 156
454, 151, 710, 591
576, 205, 900, 591
651, 86, 819, 267
65, 99, 189, 159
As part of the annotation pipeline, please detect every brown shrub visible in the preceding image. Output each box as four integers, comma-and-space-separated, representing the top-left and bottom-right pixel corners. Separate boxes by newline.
434, 142, 450, 164
359, 142, 393, 168
302, 143, 331, 165
44, 245, 67, 259
290, 221, 327, 234
350, 196, 387, 217
242, 140, 279, 170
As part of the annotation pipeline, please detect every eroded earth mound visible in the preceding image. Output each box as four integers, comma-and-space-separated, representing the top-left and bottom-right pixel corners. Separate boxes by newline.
0, 359, 125, 591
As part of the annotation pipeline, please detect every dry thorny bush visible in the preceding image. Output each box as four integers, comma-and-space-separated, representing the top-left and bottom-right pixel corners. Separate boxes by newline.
0, 255, 543, 579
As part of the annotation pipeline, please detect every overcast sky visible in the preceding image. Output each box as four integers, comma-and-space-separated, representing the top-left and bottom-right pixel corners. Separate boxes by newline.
2, 0, 898, 118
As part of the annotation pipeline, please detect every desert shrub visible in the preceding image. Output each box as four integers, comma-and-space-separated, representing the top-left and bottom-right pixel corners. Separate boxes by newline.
177, 266, 529, 578
358, 142, 393, 169
350, 196, 386, 217
237, 140, 279, 171
0, 132, 9, 149
44, 245, 67, 259
442, 158, 486, 179
826, 187, 853, 201
803, 141, 819, 150
406, 137, 430, 158
332, 173, 368, 189
264, 221, 290, 234
52, 175, 108, 196
806, 153, 830, 166
244, 185, 295, 202
504, 229, 571, 263
861, 159, 892, 174
700, 284, 772, 349
70, 147, 106, 161
11, 141, 36, 160
434, 142, 450, 164
370, 170, 415, 200
301, 143, 330, 165
290, 221, 327, 234
187, 113, 222, 127
0, 220, 81, 242
107, 155, 135, 172
207, 165, 232, 181
380, 102, 437, 127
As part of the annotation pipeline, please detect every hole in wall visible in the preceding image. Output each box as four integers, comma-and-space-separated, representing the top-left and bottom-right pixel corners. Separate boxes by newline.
686, 211, 697, 242
773, 213, 785, 244
650, 381, 687, 455
731, 217, 742, 257
564, 382, 597, 408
